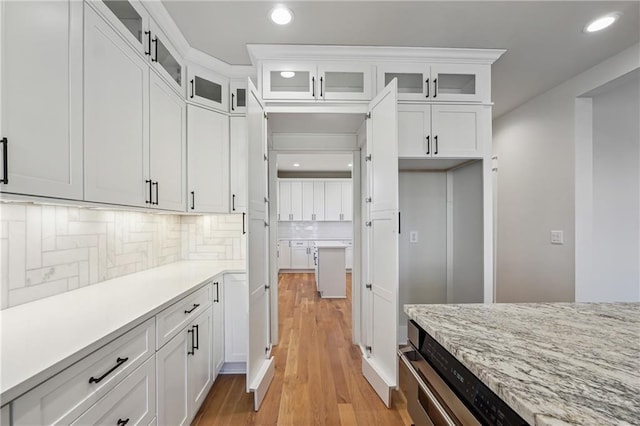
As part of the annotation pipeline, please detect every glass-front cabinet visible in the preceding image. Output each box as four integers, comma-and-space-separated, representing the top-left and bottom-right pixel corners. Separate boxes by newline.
262, 62, 373, 101
230, 81, 247, 115
95, 0, 148, 57
378, 63, 489, 103
187, 65, 229, 112
149, 20, 183, 93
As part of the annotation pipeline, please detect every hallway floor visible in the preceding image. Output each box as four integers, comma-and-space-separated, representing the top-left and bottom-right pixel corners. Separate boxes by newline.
192, 272, 410, 425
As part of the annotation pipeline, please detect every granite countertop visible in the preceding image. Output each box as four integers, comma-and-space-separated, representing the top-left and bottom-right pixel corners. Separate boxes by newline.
404, 303, 640, 425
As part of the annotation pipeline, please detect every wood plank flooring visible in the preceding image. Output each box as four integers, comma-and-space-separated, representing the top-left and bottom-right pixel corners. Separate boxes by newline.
192, 272, 411, 426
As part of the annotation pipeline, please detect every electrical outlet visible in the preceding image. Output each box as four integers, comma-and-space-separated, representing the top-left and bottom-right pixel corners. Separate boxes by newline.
550, 230, 564, 245
410, 231, 418, 243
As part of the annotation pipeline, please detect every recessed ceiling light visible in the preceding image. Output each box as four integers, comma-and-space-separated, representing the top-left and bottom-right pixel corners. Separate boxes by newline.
270, 6, 293, 25
280, 71, 295, 79
584, 13, 620, 33
348, 163, 353, 167
293, 163, 300, 167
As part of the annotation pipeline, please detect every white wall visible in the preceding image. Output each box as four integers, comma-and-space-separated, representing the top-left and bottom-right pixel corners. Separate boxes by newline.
493, 43, 639, 302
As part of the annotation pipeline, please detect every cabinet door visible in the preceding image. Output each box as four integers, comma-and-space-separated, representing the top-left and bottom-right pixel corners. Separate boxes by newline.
278, 181, 292, 221
84, 5, 149, 207
431, 63, 489, 103
263, 62, 317, 100
188, 309, 213, 421
324, 181, 342, 221
1, 405, 8, 425
230, 116, 248, 213
187, 65, 229, 113
211, 280, 224, 376
341, 181, 353, 221
278, 242, 291, 269
345, 246, 353, 269
187, 105, 230, 213
398, 104, 431, 158
302, 181, 315, 221
149, 20, 183, 94
313, 181, 325, 221
93, 0, 149, 57
224, 274, 248, 363
150, 72, 186, 211
230, 80, 247, 115
291, 247, 310, 269
290, 181, 303, 221
1, 0, 83, 199
377, 64, 428, 101
157, 330, 189, 426
431, 105, 485, 158
318, 63, 372, 101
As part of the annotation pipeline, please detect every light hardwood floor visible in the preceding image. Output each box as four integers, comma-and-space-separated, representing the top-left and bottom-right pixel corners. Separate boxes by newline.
192, 272, 411, 425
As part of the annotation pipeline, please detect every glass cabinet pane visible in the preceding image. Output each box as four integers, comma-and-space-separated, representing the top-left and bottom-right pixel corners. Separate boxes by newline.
155, 38, 181, 86
270, 70, 310, 92
103, 1, 142, 43
324, 72, 364, 93
384, 72, 423, 94
236, 88, 246, 107
195, 76, 222, 104
437, 73, 476, 95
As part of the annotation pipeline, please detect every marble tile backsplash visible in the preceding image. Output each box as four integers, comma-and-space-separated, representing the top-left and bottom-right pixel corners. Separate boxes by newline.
0, 203, 244, 309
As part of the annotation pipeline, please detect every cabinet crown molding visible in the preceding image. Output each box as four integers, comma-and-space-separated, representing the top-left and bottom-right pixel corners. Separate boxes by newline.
247, 44, 506, 65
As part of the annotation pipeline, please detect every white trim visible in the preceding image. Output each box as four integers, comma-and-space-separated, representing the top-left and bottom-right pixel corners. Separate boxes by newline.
361, 356, 392, 408
249, 357, 275, 410
446, 172, 454, 303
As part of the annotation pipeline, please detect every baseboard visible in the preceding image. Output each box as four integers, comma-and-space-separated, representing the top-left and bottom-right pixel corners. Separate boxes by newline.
220, 362, 247, 374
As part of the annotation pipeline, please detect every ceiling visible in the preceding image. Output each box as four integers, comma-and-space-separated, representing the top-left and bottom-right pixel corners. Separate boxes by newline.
163, 1, 639, 118
278, 153, 354, 171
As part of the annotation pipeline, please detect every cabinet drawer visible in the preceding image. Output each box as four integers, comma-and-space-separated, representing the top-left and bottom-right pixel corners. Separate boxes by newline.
71, 355, 156, 426
156, 284, 211, 349
290, 240, 308, 248
13, 318, 155, 425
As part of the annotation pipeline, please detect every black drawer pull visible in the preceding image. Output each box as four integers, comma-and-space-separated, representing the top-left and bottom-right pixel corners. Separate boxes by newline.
117, 419, 129, 426
214, 282, 219, 303
1, 137, 7, 184
242, 212, 246, 235
88, 357, 128, 384
184, 303, 200, 314
193, 324, 199, 350
187, 328, 195, 355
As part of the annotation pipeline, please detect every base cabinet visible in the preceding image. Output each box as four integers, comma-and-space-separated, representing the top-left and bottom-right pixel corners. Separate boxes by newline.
188, 309, 213, 419
224, 274, 248, 364
211, 280, 224, 376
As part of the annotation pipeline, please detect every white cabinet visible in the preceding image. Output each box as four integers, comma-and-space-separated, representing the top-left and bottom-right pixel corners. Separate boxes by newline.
378, 63, 489, 103
187, 308, 213, 421
0, 0, 83, 199
1, 405, 8, 425
187, 105, 230, 213
224, 274, 248, 364
84, 5, 150, 207
278, 181, 302, 221
149, 19, 184, 94
398, 104, 487, 158
302, 181, 325, 221
291, 246, 311, 269
211, 280, 224, 376
187, 64, 229, 113
263, 62, 372, 101
230, 80, 247, 115
230, 116, 248, 213
324, 181, 352, 221
93, 0, 149, 58
278, 241, 292, 270
149, 72, 186, 211
345, 244, 353, 270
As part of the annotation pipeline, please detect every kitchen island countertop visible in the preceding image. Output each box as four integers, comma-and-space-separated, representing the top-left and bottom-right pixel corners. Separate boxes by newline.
404, 303, 640, 425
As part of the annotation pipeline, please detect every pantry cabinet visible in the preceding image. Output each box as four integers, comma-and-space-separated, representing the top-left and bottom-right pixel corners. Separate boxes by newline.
263, 62, 372, 101
230, 116, 248, 213
398, 104, 488, 158
187, 105, 230, 213
0, 0, 83, 200
187, 65, 229, 113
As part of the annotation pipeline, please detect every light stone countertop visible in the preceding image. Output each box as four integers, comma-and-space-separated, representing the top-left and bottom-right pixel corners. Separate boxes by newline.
404, 303, 640, 426
0, 260, 245, 404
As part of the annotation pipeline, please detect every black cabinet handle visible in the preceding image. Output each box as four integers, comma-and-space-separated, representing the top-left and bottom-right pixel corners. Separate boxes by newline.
434, 135, 438, 155
214, 282, 219, 303
144, 31, 151, 56
145, 179, 152, 204
187, 328, 194, 355
190, 79, 194, 98
242, 212, 246, 235
1, 137, 7, 185
151, 37, 158, 62
312, 77, 315, 97
232, 194, 236, 211
117, 419, 130, 426
425, 78, 429, 98
152, 181, 159, 205
231, 93, 235, 111
190, 191, 195, 210
320, 76, 323, 97
433, 78, 437, 98
426, 135, 430, 155
398, 211, 401, 234
193, 324, 199, 350
184, 303, 200, 314
88, 357, 128, 384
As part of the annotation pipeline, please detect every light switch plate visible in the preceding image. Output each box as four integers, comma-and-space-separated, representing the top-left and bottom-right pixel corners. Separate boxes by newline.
550, 230, 564, 245
410, 231, 418, 243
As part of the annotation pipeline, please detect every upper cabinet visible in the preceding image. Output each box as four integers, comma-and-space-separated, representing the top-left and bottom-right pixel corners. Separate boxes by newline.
262, 62, 372, 101
187, 65, 229, 113
378, 63, 490, 103
230, 80, 247, 115
149, 20, 184, 94
0, 0, 83, 199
